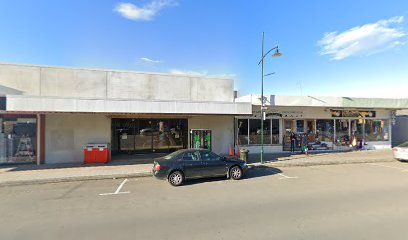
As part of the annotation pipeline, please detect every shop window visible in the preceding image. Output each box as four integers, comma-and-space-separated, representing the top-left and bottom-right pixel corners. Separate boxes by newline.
237, 119, 249, 145
365, 120, 389, 141
296, 120, 304, 133
335, 119, 350, 146
249, 119, 271, 145
351, 119, 364, 141
316, 119, 333, 142
112, 118, 187, 154
272, 119, 280, 144
0, 116, 37, 164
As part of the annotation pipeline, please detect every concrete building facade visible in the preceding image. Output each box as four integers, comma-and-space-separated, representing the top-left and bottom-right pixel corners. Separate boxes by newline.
0, 63, 251, 164
1, 62, 407, 165
235, 95, 408, 153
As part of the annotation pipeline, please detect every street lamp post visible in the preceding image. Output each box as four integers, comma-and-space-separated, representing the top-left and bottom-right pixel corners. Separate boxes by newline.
258, 32, 282, 164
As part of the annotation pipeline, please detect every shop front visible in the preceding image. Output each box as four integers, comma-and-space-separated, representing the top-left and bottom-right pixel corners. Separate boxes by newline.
111, 118, 188, 154
0, 114, 37, 164
234, 94, 405, 154
0, 63, 252, 164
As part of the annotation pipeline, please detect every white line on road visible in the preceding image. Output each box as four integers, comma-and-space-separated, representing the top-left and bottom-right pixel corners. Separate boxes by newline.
369, 163, 408, 172
266, 169, 298, 179
99, 179, 130, 196
277, 173, 299, 180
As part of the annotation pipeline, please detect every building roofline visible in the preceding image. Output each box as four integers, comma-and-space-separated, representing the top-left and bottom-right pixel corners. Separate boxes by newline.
0, 62, 233, 81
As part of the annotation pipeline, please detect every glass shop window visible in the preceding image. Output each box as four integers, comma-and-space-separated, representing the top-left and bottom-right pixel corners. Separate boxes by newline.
237, 119, 249, 145
272, 119, 280, 144
316, 119, 333, 142
335, 119, 350, 146
365, 120, 389, 141
0, 116, 37, 164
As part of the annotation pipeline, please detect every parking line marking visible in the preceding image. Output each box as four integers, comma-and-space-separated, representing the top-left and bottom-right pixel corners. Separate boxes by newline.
369, 163, 408, 172
265, 169, 298, 179
99, 179, 130, 196
277, 173, 299, 180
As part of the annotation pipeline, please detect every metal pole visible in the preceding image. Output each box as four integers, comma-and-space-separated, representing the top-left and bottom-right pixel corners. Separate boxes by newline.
261, 32, 264, 164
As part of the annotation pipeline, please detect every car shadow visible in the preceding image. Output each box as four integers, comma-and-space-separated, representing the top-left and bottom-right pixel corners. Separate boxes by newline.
180, 166, 282, 186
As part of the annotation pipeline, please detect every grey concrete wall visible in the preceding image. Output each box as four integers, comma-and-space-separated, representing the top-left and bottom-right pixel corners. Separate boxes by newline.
0, 64, 40, 95
188, 116, 235, 155
0, 63, 234, 102
392, 116, 408, 146
45, 114, 110, 163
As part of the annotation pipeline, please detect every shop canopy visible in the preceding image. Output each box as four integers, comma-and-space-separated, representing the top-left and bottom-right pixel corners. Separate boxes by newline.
236, 95, 408, 109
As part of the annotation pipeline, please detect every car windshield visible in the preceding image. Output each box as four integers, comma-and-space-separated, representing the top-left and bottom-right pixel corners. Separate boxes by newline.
163, 150, 184, 160
397, 142, 408, 148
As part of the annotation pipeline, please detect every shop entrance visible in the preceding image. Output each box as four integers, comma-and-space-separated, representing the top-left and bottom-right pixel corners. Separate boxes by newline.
111, 118, 188, 157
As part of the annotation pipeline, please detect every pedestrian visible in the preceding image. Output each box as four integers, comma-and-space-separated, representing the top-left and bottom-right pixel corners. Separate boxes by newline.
302, 133, 309, 155
290, 131, 296, 153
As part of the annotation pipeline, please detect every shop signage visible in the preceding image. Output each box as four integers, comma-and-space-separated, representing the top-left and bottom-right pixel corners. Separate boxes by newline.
331, 110, 376, 118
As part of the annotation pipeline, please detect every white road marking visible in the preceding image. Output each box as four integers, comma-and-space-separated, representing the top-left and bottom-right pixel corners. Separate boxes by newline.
277, 173, 299, 180
369, 163, 408, 172
99, 179, 130, 196
265, 169, 298, 179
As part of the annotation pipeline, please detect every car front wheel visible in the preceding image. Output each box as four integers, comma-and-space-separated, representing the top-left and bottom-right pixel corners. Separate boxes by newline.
230, 166, 242, 180
168, 171, 184, 186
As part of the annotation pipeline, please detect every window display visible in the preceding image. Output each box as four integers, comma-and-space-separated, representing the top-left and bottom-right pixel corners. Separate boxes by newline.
316, 119, 333, 142
237, 118, 280, 145
0, 115, 37, 164
112, 118, 187, 154
237, 119, 249, 145
335, 119, 350, 146
365, 120, 389, 141
249, 119, 270, 145
296, 120, 304, 133
351, 119, 364, 141
272, 119, 280, 144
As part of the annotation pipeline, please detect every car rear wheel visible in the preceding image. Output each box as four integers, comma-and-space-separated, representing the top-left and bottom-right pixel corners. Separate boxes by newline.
230, 166, 242, 180
168, 171, 184, 186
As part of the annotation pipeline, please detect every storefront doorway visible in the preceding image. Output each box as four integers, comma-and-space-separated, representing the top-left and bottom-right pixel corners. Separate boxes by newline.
0, 115, 37, 164
111, 118, 188, 155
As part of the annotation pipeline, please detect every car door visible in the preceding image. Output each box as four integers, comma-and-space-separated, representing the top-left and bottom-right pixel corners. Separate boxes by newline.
199, 150, 227, 177
181, 151, 203, 179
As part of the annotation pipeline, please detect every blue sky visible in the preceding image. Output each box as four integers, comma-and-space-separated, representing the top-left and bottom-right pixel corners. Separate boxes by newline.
0, 0, 407, 98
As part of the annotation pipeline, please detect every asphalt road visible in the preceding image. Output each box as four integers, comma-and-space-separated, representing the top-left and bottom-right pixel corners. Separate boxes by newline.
1, 162, 408, 240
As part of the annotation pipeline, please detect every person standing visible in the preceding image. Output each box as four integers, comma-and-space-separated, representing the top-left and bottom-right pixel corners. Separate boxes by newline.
290, 131, 296, 153
303, 133, 309, 155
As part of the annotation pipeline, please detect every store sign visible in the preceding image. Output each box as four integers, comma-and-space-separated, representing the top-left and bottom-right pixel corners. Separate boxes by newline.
331, 110, 376, 118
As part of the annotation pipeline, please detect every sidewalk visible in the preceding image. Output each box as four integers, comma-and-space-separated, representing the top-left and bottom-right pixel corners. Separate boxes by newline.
0, 149, 395, 186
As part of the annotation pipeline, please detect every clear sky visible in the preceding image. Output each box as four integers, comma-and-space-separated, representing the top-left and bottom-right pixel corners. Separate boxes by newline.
0, 0, 407, 98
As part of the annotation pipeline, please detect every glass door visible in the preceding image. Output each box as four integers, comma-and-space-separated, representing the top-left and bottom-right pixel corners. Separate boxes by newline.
306, 120, 316, 142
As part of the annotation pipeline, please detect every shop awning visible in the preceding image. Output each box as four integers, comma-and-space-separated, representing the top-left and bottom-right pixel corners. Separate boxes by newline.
236, 95, 408, 109
3, 95, 252, 115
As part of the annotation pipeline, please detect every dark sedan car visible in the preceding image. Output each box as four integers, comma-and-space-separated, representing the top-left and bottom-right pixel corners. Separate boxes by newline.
152, 149, 248, 186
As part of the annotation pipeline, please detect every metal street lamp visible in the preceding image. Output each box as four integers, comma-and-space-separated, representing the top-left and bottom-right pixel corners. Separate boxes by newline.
258, 32, 282, 164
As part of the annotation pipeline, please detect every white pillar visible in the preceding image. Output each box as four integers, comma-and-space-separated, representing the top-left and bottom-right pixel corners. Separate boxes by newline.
36, 114, 41, 165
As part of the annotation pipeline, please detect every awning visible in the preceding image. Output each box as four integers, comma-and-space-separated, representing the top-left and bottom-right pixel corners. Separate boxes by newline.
3, 95, 252, 115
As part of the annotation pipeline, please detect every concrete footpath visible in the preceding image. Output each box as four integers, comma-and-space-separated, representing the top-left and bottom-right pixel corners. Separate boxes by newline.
0, 149, 395, 186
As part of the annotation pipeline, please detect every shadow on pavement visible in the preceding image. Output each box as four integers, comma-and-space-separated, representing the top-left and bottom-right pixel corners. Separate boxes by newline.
181, 166, 282, 186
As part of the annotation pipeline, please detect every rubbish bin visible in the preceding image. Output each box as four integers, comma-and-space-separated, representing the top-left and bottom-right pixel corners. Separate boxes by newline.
84, 143, 110, 164
83, 144, 94, 163
240, 149, 249, 163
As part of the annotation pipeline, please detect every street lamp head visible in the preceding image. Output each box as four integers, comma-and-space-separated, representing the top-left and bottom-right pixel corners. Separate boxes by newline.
272, 47, 282, 57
